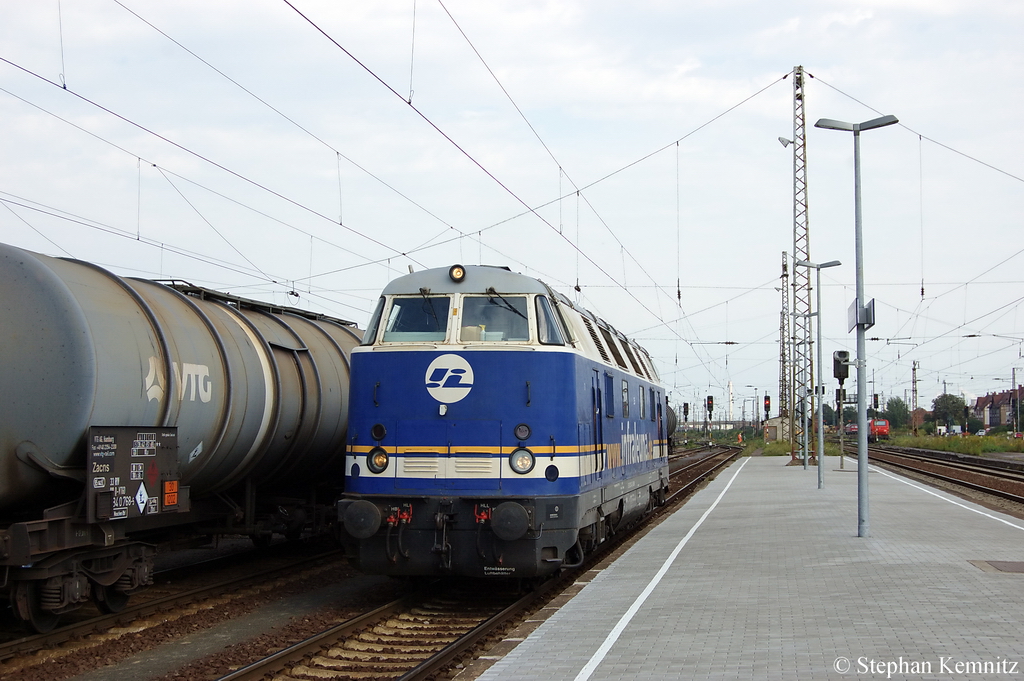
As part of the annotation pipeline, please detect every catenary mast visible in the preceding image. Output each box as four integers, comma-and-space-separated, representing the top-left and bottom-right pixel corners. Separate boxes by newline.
788, 65, 813, 462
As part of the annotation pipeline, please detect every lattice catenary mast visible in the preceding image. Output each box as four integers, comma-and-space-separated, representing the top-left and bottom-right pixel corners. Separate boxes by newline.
788, 65, 813, 461
779, 252, 792, 441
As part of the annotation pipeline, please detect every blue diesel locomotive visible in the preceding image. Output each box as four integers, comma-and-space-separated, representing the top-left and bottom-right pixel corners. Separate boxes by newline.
338, 264, 670, 578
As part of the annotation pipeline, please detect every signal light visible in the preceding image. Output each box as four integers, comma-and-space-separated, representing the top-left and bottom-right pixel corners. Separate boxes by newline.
682, 403, 689, 421
873, 394, 879, 410
763, 395, 770, 417
706, 395, 714, 413
833, 350, 850, 382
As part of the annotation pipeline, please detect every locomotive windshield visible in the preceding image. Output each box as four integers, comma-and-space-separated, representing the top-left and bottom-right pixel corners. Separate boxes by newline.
460, 294, 529, 342
360, 297, 386, 346
381, 295, 451, 342
536, 296, 565, 345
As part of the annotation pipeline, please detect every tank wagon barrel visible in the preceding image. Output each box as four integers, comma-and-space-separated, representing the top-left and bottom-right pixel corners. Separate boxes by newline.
0, 242, 360, 630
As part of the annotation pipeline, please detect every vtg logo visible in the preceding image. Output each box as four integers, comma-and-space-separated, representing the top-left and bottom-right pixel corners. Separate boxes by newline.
425, 354, 474, 404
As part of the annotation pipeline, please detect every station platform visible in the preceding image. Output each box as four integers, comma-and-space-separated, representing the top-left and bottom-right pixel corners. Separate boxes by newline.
472, 455, 1024, 680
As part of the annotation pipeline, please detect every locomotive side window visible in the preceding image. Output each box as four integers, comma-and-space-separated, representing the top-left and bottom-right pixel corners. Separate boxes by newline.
361, 296, 386, 346
460, 295, 529, 342
381, 295, 451, 342
621, 380, 629, 418
536, 296, 565, 345
639, 384, 646, 420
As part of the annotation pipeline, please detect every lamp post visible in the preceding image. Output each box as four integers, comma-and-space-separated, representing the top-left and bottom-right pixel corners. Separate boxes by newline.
1014, 368, 1021, 435
796, 259, 842, 489
815, 114, 898, 537
746, 385, 759, 433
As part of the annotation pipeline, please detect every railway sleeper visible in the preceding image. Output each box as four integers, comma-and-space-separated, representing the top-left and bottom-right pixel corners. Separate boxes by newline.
310, 656, 418, 671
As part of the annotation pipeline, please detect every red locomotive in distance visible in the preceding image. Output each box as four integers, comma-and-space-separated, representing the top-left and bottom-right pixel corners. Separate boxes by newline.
869, 419, 890, 442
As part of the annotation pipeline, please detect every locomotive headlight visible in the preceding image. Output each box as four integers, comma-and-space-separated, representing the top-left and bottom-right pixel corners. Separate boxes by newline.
449, 264, 466, 283
509, 448, 535, 475
367, 447, 389, 474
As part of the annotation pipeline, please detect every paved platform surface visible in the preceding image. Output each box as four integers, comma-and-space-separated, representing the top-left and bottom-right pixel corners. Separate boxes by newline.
475, 455, 1024, 680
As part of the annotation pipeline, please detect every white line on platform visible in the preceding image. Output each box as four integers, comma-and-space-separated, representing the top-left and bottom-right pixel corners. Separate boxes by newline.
573, 456, 751, 681
847, 454, 1024, 532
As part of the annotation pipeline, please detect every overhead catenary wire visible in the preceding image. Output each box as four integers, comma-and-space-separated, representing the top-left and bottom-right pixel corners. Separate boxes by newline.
7, 4, 1016, 400
0, 55, 427, 271
109, 1, 578, 291
279, 0, 730, 381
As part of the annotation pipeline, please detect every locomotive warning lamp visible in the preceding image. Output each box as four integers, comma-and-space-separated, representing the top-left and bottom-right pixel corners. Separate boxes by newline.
448, 264, 466, 283
367, 447, 390, 474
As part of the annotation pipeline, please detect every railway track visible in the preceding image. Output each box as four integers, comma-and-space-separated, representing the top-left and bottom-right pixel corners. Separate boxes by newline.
861, 444, 1024, 504
0, 543, 347, 665
216, 445, 743, 681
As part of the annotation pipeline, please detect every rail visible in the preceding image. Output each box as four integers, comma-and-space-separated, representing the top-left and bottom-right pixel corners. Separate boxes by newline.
218, 446, 744, 681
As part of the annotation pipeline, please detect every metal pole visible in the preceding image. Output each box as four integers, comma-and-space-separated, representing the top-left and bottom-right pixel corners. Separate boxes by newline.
853, 126, 870, 538
838, 388, 845, 469
1015, 367, 1019, 434
816, 266, 825, 489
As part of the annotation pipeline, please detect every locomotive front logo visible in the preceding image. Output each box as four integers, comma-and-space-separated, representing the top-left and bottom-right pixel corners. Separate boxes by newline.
425, 354, 474, 403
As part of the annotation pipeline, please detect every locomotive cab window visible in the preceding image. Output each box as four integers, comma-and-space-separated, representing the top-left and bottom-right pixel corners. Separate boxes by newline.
460, 294, 529, 342
361, 296, 386, 346
536, 296, 565, 345
381, 295, 451, 342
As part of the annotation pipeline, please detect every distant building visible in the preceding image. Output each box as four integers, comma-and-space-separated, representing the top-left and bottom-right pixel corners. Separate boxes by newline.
973, 386, 1022, 429
910, 408, 928, 431
763, 416, 789, 442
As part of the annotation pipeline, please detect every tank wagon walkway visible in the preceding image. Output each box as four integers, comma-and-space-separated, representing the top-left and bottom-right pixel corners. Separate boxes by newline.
473, 455, 1024, 681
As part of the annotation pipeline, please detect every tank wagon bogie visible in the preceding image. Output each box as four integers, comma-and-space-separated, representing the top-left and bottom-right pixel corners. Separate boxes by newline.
0, 242, 359, 631
338, 264, 670, 579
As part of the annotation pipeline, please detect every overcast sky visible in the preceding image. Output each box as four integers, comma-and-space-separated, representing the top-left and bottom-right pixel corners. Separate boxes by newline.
2, 0, 1022, 418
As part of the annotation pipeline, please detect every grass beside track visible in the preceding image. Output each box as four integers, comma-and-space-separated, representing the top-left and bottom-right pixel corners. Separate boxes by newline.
889, 434, 1024, 456
737, 434, 1024, 458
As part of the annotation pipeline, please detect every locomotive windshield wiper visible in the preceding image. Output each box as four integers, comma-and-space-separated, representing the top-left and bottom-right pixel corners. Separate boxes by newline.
485, 287, 527, 320
419, 287, 442, 330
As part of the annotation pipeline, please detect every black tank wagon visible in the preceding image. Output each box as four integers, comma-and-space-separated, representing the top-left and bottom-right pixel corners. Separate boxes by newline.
0, 242, 360, 631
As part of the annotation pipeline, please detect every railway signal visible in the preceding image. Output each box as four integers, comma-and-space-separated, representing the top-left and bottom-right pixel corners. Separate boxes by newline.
763, 395, 770, 419
833, 350, 850, 382
706, 395, 713, 413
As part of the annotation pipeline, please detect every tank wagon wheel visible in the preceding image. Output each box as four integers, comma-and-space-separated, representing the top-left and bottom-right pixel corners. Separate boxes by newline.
91, 583, 131, 614
12, 581, 60, 634
249, 533, 273, 549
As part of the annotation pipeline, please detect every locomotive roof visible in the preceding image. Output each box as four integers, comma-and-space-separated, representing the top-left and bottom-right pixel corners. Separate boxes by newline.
381, 265, 551, 296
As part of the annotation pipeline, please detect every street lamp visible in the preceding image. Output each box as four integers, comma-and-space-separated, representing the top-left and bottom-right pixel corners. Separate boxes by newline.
795, 259, 842, 490
746, 386, 759, 433
815, 114, 898, 537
